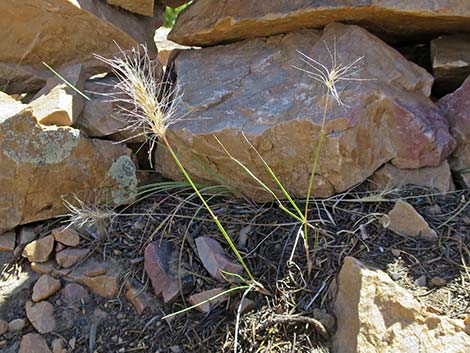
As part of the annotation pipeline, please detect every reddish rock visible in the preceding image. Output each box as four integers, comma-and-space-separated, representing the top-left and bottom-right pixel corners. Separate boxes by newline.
31, 261, 56, 275
154, 27, 192, 67
384, 200, 438, 242
18, 225, 37, 245
61, 283, 90, 305
188, 287, 228, 313
371, 161, 455, 193
22, 235, 54, 263
56, 248, 89, 268
19, 333, 52, 353
124, 280, 155, 315
8, 318, 25, 332
332, 257, 470, 353
51, 226, 80, 247
431, 34, 470, 95
29, 64, 86, 126
32, 274, 61, 302
170, 1, 470, 46
0, 231, 15, 251
55, 242, 65, 253
0, 0, 159, 72
157, 23, 455, 201
77, 274, 119, 298
161, 0, 188, 8
0, 108, 137, 234
195, 237, 243, 281
25, 300, 56, 334
144, 240, 193, 303
0, 320, 7, 335
51, 338, 66, 353
438, 76, 470, 188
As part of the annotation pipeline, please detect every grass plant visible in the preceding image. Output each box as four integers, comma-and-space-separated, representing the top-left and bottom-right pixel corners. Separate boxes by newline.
95, 45, 256, 283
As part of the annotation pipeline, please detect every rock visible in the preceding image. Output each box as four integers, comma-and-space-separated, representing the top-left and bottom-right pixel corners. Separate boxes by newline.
195, 237, 243, 281
0, 91, 27, 120
51, 339, 66, 353
231, 298, 255, 315
18, 226, 37, 245
169, 1, 470, 46
77, 274, 119, 298
0, 320, 7, 335
430, 276, 447, 288
161, 0, 188, 8
0, 0, 159, 76
106, 0, 154, 16
370, 161, 455, 193
154, 27, 192, 66
55, 241, 64, 253
77, 75, 157, 142
25, 300, 56, 334
438, 76, 470, 188
32, 275, 61, 302
0, 231, 15, 252
56, 248, 89, 268
7, 319, 25, 332
332, 257, 470, 353
31, 262, 56, 275
0, 108, 137, 234
61, 283, 90, 305
313, 309, 336, 333
415, 275, 428, 287
29, 64, 86, 126
22, 235, 54, 263
383, 200, 438, 242
157, 23, 455, 201
124, 280, 157, 315
18, 333, 52, 353
187, 287, 228, 313
144, 240, 193, 303
52, 226, 80, 247
431, 34, 470, 95
0, 63, 50, 95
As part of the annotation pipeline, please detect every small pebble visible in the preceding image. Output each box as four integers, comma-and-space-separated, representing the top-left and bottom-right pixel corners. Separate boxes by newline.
415, 275, 427, 287
391, 249, 401, 257
68, 337, 76, 349
0, 320, 7, 335
8, 318, 25, 332
427, 204, 442, 215
389, 273, 402, 281
430, 276, 447, 288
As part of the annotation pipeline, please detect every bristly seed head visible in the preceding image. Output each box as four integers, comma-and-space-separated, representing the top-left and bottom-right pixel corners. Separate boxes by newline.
94, 45, 184, 164
294, 38, 369, 108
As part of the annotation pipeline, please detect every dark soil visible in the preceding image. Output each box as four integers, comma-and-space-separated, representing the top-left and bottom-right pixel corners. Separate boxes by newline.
1, 185, 469, 353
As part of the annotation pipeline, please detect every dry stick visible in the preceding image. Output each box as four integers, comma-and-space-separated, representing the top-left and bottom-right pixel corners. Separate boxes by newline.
257, 315, 328, 339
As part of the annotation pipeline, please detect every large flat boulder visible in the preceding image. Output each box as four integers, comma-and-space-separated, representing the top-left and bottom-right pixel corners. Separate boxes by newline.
438, 76, 470, 187
332, 257, 470, 353
0, 0, 161, 93
169, 0, 470, 46
0, 101, 137, 233
156, 23, 455, 201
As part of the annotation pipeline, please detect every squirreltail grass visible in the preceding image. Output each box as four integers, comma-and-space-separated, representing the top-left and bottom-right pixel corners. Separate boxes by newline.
215, 39, 367, 275
95, 45, 256, 283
